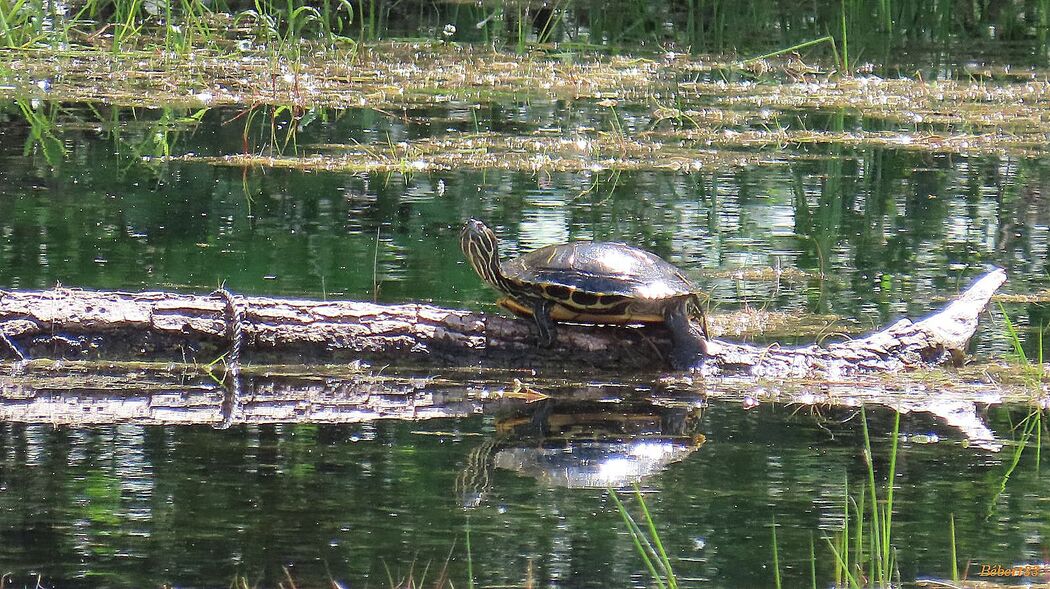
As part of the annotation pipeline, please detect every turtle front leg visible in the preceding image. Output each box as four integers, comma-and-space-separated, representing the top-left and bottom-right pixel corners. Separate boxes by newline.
531, 298, 557, 347
665, 298, 707, 370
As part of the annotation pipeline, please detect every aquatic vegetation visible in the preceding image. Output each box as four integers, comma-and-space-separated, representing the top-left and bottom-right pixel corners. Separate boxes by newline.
1, 0, 1048, 62
0, 44, 1046, 122
984, 308, 1048, 517
987, 408, 1045, 521
610, 485, 679, 589
8, 44, 1050, 179
173, 122, 1050, 174
993, 290, 1050, 304
949, 513, 959, 582
999, 302, 1047, 383
823, 409, 900, 588
771, 515, 782, 589
745, 35, 839, 67
175, 131, 781, 173
0, 44, 686, 108
13, 98, 65, 166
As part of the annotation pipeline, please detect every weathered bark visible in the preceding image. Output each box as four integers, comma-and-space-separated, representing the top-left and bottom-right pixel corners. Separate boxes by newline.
700, 268, 1008, 377
0, 269, 1006, 375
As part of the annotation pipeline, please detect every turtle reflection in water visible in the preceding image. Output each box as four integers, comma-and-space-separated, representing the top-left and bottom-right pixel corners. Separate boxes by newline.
459, 219, 709, 369
455, 399, 705, 507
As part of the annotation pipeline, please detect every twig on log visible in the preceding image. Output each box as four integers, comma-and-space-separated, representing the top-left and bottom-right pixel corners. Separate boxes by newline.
0, 329, 24, 361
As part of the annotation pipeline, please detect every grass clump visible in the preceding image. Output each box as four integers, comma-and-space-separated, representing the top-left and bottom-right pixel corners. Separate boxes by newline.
993, 303, 1047, 503
820, 408, 900, 588
610, 484, 678, 589
998, 302, 1047, 384
614, 410, 907, 589
15, 98, 66, 165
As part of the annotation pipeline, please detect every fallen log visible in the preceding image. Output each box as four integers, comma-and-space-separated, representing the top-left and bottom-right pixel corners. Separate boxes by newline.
0, 268, 1006, 375
701, 268, 1008, 377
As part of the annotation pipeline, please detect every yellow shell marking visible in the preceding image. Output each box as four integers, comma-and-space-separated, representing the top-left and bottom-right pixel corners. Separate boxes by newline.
497, 297, 665, 324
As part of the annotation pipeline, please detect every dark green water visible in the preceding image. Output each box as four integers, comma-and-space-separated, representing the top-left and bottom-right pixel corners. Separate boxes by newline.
2, 106, 1048, 336
0, 406, 1045, 588
1, 99, 1049, 587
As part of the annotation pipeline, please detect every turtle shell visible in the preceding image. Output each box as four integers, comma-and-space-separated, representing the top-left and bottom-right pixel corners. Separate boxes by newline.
499, 242, 696, 322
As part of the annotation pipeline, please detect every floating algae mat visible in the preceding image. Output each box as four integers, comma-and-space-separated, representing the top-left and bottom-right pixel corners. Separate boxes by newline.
7, 43, 1050, 173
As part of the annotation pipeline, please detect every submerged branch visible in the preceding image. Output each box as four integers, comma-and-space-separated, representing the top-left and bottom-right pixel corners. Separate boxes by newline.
0, 269, 1006, 376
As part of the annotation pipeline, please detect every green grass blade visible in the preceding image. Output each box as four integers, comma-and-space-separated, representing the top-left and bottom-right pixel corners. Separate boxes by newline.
949, 513, 958, 582
610, 489, 667, 589
771, 516, 781, 589
0, 1, 15, 48
745, 35, 834, 63
1037, 409, 1043, 477
988, 410, 1041, 517
851, 492, 862, 581
881, 409, 900, 576
840, 0, 849, 71
823, 536, 861, 589
465, 516, 474, 589
860, 407, 884, 578
633, 484, 677, 589
809, 532, 817, 589
998, 302, 1028, 364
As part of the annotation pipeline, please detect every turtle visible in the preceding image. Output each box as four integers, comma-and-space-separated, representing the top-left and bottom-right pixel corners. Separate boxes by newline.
459, 218, 708, 369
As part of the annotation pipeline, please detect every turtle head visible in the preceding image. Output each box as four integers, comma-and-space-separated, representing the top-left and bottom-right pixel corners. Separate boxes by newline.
460, 219, 506, 290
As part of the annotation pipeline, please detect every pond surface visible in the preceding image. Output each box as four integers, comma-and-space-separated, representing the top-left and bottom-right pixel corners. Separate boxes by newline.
2, 104, 1048, 345
1, 46, 1049, 587
0, 403, 1044, 588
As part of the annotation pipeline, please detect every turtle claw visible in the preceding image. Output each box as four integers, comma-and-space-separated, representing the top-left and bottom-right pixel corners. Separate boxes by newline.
671, 341, 704, 371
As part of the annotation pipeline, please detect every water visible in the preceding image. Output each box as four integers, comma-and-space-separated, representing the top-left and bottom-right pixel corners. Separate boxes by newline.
0, 404, 1042, 588
3, 108, 1047, 327
0, 403, 1041, 587
2, 66, 1050, 587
